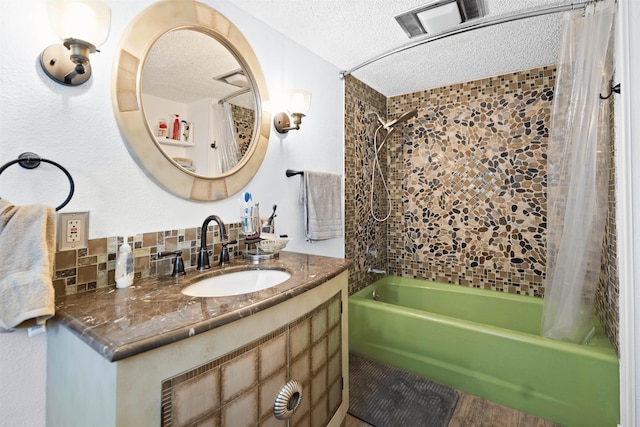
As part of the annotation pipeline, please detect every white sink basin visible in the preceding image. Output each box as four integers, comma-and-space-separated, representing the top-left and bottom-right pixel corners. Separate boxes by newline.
181, 270, 291, 297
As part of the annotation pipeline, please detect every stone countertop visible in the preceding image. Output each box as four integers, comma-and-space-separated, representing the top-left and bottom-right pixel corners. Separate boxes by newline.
54, 251, 351, 362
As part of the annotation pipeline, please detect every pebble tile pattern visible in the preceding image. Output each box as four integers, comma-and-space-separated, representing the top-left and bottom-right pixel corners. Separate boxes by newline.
388, 68, 555, 296
231, 104, 255, 158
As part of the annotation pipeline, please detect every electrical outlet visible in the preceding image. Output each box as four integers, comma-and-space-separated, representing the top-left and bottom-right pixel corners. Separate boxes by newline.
57, 211, 89, 251
66, 219, 81, 242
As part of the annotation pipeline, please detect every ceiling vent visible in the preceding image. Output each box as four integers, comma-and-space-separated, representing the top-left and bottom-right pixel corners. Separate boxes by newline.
213, 69, 250, 88
395, 0, 485, 38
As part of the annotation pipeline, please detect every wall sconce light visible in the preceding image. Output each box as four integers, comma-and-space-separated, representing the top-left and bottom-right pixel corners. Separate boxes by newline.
40, 0, 111, 86
273, 89, 312, 133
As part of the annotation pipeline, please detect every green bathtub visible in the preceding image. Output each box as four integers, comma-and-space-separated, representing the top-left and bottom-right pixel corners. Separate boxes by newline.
349, 276, 619, 427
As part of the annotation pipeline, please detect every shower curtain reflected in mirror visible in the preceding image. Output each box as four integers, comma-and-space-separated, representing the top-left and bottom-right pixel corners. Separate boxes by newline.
211, 102, 241, 173
541, 1, 615, 343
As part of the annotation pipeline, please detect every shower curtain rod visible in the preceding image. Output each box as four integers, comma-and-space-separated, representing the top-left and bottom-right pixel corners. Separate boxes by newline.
218, 87, 251, 104
339, 1, 592, 79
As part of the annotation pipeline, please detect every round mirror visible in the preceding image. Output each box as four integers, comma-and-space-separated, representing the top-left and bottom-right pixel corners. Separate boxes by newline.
142, 29, 257, 176
112, 1, 270, 201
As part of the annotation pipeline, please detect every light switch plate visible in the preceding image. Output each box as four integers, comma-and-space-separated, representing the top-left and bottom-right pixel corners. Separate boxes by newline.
57, 211, 89, 251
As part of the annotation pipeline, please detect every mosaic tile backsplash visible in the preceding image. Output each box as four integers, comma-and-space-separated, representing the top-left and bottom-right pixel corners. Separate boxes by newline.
344, 67, 618, 352
52, 222, 245, 295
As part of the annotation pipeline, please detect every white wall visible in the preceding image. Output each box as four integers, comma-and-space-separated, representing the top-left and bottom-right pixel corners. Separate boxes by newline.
616, 1, 640, 425
0, 1, 345, 425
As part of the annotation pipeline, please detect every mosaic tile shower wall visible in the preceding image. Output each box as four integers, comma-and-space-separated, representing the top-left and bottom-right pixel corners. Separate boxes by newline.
231, 104, 255, 158
596, 97, 619, 354
344, 76, 388, 295
387, 67, 556, 296
344, 66, 619, 351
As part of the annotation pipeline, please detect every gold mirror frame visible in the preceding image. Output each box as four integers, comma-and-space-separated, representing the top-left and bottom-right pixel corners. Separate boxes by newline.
112, 1, 270, 201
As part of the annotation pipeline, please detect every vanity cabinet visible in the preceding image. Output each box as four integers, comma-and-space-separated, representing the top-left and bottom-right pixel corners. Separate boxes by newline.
47, 270, 349, 427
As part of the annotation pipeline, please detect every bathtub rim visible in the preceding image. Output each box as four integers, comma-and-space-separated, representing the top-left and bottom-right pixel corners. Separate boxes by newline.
351, 275, 618, 359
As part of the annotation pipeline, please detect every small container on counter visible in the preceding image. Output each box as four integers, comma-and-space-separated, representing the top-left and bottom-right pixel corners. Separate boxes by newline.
157, 119, 168, 138
115, 237, 134, 289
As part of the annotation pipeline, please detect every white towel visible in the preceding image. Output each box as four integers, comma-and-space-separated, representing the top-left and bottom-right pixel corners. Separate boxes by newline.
0, 199, 56, 330
301, 171, 343, 241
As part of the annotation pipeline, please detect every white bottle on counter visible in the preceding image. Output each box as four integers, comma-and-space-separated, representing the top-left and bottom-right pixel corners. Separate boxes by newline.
115, 238, 134, 288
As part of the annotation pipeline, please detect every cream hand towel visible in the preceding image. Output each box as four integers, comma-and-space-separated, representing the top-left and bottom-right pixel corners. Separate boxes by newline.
302, 171, 343, 241
0, 199, 56, 330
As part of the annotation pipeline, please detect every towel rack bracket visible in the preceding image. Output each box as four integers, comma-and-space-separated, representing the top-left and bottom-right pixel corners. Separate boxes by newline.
286, 169, 303, 177
18, 152, 41, 170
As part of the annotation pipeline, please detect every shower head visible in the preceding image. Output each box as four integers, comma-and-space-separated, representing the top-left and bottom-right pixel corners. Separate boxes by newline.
385, 109, 418, 130
367, 108, 419, 132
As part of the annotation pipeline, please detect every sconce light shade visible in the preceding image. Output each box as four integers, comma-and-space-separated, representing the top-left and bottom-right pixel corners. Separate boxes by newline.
48, 0, 111, 47
40, 0, 111, 86
287, 89, 312, 116
274, 89, 312, 134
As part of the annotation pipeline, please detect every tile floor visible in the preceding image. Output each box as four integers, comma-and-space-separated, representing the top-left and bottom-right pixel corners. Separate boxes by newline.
346, 389, 562, 427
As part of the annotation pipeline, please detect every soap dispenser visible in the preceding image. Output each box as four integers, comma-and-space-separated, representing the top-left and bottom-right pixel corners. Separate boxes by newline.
115, 237, 134, 288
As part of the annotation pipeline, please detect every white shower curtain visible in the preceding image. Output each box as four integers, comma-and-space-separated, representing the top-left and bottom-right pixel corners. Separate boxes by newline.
211, 102, 240, 173
541, 1, 614, 343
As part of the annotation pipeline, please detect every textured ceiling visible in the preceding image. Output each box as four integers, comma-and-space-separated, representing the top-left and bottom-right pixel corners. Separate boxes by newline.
233, 0, 579, 96
143, 29, 255, 108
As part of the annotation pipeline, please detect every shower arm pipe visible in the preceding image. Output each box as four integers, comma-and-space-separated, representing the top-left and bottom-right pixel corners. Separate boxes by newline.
339, 1, 592, 79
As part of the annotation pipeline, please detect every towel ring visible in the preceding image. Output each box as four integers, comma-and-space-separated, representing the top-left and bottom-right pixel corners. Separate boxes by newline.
0, 152, 75, 211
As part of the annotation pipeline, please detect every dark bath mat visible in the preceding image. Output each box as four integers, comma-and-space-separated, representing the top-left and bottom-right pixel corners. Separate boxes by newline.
348, 352, 458, 427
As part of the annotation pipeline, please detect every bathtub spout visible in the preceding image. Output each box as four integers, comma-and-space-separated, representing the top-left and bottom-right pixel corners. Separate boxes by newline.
368, 268, 386, 274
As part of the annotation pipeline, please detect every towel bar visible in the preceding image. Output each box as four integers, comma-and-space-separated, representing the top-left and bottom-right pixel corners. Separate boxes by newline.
0, 152, 75, 211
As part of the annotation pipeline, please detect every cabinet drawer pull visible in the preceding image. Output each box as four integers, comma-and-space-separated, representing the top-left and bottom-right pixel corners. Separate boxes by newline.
273, 380, 302, 420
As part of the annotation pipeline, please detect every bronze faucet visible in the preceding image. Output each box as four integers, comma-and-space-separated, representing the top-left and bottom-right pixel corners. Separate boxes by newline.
197, 215, 235, 269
